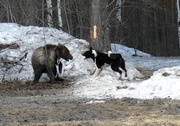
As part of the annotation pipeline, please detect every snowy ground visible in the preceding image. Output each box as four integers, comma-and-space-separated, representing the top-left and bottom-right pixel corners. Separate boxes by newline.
0, 23, 180, 100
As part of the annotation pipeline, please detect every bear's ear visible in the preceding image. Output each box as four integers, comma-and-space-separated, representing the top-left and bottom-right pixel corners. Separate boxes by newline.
57, 43, 65, 49
58, 43, 62, 46
55, 43, 63, 50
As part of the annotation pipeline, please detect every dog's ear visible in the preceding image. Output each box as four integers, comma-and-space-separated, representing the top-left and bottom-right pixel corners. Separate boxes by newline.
89, 47, 92, 51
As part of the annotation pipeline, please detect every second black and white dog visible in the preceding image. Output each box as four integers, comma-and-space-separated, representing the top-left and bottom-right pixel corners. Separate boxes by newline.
82, 47, 127, 80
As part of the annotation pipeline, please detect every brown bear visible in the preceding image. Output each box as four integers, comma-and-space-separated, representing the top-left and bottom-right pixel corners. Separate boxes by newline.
31, 43, 73, 83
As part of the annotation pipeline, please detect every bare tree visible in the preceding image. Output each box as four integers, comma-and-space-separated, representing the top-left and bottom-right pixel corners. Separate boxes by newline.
0, 0, 42, 26
57, 0, 62, 28
60, 0, 91, 39
46, 0, 53, 27
90, 0, 111, 52
0, 0, 91, 40
120, 0, 179, 56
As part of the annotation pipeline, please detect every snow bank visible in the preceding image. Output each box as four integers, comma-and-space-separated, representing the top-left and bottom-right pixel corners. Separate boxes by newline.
0, 23, 180, 100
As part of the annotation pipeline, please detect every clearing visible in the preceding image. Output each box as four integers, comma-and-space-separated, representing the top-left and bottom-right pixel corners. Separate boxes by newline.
0, 81, 180, 126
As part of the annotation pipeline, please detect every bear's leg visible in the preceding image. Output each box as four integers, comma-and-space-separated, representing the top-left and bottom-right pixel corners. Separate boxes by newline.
46, 65, 56, 84
33, 68, 43, 83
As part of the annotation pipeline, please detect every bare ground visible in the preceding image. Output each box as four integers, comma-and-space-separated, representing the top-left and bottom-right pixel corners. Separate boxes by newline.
0, 81, 180, 126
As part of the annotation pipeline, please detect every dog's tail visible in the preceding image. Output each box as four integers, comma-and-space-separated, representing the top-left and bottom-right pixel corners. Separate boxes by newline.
108, 51, 123, 61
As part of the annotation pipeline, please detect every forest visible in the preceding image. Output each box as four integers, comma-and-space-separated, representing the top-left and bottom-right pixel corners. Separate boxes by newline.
0, 0, 180, 56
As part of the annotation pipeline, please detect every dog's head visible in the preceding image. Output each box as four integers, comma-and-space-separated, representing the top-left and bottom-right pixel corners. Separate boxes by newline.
82, 47, 96, 60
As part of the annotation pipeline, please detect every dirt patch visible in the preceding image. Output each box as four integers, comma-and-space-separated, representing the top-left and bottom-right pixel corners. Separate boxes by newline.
0, 82, 180, 125
136, 67, 153, 79
1, 80, 72, 91
0, 43, 19, 50
0, 80, 73, 97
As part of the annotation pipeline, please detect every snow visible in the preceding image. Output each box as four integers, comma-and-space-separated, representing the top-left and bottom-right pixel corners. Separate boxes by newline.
0, 23, 180, 100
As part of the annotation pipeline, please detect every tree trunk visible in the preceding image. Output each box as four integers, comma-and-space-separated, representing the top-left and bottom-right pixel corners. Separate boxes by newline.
57, 0, 62, 28
90, 0, 111, 52
46, 0, 53, 27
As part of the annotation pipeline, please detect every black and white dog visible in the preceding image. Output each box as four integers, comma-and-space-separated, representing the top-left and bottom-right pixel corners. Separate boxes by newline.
82, 47, 127, 80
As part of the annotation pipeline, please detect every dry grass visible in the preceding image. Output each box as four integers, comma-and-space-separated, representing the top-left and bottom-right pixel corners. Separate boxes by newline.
1, 78, 180, 126
0, 80, 72, 91
136, 67, 153, 79
1, 98, 180, 126
3, 115, 180, 126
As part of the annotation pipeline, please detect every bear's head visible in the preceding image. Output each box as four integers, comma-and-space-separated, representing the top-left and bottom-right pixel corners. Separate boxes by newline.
55, 43, 73, 61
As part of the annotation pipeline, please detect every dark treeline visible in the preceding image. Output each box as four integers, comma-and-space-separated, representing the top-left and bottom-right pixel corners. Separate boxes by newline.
0, 0, 179, 56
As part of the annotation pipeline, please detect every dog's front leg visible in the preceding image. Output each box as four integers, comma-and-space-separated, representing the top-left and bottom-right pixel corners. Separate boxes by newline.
93, 67, 102, 77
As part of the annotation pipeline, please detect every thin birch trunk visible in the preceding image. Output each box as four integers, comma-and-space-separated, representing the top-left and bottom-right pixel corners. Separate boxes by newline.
46, 0, 53, 27
57, 0, 62, 28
